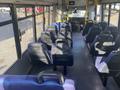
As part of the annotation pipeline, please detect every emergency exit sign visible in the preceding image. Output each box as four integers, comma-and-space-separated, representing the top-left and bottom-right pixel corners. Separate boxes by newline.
69, 1, 75, 5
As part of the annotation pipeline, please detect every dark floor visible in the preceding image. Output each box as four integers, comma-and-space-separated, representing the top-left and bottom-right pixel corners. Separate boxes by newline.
66, 32, 106, 90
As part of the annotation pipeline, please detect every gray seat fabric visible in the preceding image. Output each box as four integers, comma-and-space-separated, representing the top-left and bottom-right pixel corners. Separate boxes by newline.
0, 75, 64, 90
28, 42, 73, 75
28, 43, 51, 64
92, 33, 114, 56
98, 22, 108, 31
97, 49, 120, 77
82, 22, 94, 36
0, 74, 75, 90
86, 24, 102, 44
106, 26, 119, 41
90, 29, 120, 56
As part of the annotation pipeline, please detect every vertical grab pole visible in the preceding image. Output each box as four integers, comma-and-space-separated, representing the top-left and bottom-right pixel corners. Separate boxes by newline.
25, 8, 27, 17
101, 4, 104, 22
118, 9, 120, 31
32, 6, 37, 42
10, 4, 22, 59
43, 6, 45, 31
94, 0, 98, 21
85, 0, 89, 24
94, 5, 97, 21
48, 6, 51, 26
108, 4, 111, 26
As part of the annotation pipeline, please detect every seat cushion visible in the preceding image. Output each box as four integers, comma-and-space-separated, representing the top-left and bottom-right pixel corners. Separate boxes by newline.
1, 75, 64, 90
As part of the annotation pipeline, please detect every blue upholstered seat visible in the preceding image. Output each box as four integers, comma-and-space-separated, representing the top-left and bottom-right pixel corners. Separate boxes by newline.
0, 75, 64, 90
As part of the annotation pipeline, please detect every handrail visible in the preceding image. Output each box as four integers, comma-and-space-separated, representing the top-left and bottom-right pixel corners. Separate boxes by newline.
84, 0, 89, 24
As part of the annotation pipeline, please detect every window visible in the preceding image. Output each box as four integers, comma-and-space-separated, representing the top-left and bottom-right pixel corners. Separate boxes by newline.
36, 14, 43, 40
35, 6, 44, 40
110, 4, 120, 26
26, 8, 32, 16
96, 5, 101, 22
18, 18, 34, 53
0, 24, 17, 74
17, 8, 25, 18
35, 6, 44, 14
0, 7, 11, 22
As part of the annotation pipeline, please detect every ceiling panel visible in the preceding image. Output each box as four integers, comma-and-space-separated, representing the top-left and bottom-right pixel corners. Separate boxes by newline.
101, 0, 120, 3
0, 0, 57, 5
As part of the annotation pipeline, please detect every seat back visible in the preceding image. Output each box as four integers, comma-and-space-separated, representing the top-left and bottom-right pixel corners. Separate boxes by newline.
50, 32, 57, 43
42, 44, 53, 64
101, 50, 120, 72
114, 34, 120, 50
96, 33, 113, 45
105, 26, 119, 41
28, 43, 51, 64
86, 24, 102, 43
40, 32, 52, 45
82, 22, 94, 36
98, 22, 108, 31
90, 31, 113, 56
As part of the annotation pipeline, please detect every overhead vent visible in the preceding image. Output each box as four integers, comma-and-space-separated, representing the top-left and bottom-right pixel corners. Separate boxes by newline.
69, 1, 75, 5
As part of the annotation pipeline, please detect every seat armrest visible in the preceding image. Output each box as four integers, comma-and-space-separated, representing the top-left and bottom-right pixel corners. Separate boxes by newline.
63, 79, 75, 90
56, 39, 66, 44
38, 71, 64, 85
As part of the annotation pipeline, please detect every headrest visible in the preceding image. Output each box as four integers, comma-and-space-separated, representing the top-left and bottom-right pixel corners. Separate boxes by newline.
87, 20, 94, 23
105, 26, 119, 37
28, 43, 44, 57
28, 43, 42, 51
40, 33, 52, 45
47, 25, 56, 32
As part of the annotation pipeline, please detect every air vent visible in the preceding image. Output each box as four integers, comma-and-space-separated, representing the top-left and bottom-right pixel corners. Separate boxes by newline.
69, 1, 75, 5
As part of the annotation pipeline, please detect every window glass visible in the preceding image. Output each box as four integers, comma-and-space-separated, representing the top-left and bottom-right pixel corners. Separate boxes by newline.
17, 8, 25, 18
110, 4, 120, 26
18, 18, 34, 53
36, 14, 43, 40
0, 7, 11, 22
35, 6, 44, 40
26, 8, 32, 16
0, 24, 17, 74
96, 5, 101, 22
35, 7, 44, 14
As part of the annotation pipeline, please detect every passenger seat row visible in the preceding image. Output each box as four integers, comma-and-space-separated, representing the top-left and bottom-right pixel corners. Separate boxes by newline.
82, 21, 120, 87
0, 22, 75, 90
0, 71, 75, 90
28, 22, 73, 75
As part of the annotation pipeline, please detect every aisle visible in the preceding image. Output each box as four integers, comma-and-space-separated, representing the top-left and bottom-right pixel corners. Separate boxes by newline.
67, 32, 106, 90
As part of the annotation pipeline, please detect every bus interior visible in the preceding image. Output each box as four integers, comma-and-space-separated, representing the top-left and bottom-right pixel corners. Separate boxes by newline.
0, 0, 120, 90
